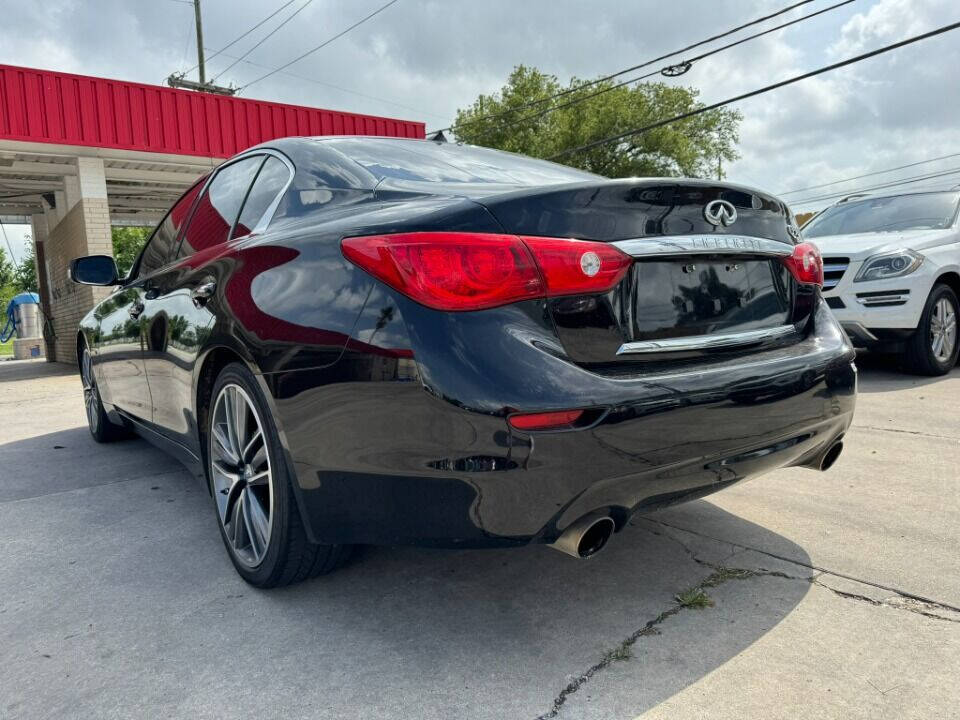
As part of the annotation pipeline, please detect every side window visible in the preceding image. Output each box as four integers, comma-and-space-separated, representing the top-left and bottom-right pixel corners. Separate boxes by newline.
136, 180, 204, 278
232, 157, 291, 239
178, 155, 263, 258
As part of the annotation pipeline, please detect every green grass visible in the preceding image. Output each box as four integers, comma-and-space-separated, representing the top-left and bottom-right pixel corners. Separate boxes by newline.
0, 337, 13, 357
674, 587, 714, 609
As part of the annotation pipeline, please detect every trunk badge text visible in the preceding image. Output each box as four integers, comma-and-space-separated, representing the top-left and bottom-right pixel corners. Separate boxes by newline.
704, 199, 738, 227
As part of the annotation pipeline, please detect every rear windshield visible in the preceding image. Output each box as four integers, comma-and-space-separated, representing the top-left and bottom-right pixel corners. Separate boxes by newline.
803, 191, 960, 238
322, 138, 599, 186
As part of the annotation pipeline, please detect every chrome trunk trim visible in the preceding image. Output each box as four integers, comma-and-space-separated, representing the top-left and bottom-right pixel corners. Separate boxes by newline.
612, 234, 793, 258
616, 324, 797, 355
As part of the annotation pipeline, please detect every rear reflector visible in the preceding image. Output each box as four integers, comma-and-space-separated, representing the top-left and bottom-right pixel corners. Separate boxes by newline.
781, 242, 824, 287
341, 232, 632, 311
508, 410, 584, 431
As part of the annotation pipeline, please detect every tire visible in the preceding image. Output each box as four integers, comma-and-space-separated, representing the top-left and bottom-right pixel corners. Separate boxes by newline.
80, 347, 130, 442
904, 283, 959, 376
206, 362, 350, 588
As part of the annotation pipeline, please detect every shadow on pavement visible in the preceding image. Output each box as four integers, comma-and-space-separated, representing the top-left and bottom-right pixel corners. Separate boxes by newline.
0, 358, 76, 384
1, 426, 812, 719
853, 349, 959, 393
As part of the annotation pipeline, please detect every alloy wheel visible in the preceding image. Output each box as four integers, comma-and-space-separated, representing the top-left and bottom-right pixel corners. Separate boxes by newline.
81, 350, 99, 431
930, 296, 957, 363
209, 383, 274, 567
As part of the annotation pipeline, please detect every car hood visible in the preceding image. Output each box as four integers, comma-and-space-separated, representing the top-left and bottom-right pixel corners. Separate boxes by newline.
805, 228, 956, 259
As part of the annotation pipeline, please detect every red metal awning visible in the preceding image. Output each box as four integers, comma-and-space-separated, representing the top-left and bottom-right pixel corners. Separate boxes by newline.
0, 63, 424, 159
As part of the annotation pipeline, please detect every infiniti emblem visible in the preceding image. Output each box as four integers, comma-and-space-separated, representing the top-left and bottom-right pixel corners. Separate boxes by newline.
704, 199, 738, 227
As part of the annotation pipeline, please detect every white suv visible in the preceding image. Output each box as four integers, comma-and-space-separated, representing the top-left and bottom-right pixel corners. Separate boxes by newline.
802, 190, 960, 375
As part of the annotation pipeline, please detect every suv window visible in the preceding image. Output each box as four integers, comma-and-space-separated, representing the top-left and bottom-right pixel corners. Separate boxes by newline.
178, 155, 263, 257
232, 156, 291, 239
135, 180, 204, 278
804, 191, 960, 238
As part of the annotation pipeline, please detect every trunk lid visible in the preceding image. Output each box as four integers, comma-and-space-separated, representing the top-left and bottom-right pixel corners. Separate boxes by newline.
477, 179, 807, 368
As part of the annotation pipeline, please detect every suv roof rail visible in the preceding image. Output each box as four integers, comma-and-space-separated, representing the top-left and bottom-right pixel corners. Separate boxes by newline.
836, 193, 871, 204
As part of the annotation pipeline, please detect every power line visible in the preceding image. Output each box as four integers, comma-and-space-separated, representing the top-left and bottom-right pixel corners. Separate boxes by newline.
778, 151, 960, 195
206, 48, 448, 120
210, 0, 315, 83
182, 0, 299, 76
463, 0, 855, 139
549, 20, 960, 162
790, 166, 960, 205
428, 0, 822, 135
237, 0, 400, 92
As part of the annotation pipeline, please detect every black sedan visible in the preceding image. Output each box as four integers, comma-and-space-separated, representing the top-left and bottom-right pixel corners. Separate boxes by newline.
70, 137, 857, 587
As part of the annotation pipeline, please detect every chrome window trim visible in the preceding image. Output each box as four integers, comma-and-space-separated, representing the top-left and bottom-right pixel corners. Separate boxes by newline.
616, 324, 798, 355
612, 234, 793, 258
174, 148, 295, 259
246, 149, 295, 236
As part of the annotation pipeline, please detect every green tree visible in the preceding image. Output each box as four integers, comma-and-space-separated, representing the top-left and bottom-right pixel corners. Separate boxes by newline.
452, 65, 741, 178
112, 226, 153, 277
0, 246, 16, 316
12, 238, 38, 294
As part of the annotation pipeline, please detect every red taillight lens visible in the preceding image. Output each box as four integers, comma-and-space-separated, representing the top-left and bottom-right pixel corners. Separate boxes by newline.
520, 236, 632, 297
508, 410, 584, 430
341, 232, 543, 311
781, 242, 824, 287
341, 232, 632, 311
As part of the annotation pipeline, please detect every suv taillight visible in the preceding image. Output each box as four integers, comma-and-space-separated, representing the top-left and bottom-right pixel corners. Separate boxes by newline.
781, 242, 824, 287
341, 232, 632, 311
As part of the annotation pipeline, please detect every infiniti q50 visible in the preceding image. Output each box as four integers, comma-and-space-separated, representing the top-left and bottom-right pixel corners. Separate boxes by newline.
70, 137, 857, 587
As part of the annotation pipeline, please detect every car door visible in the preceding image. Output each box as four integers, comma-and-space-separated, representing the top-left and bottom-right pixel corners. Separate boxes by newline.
139, 154, 272, 448
95, 182, 203, 419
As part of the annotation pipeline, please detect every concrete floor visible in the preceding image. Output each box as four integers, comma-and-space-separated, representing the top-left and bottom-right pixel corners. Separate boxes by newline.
1, 355, 957, 720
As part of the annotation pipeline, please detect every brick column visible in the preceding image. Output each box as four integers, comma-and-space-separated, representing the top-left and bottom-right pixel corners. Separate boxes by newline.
42, 156, 115, 366
29, 213, 56, 361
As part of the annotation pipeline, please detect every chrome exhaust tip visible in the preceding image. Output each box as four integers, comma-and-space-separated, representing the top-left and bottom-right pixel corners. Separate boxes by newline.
799, 439, 844, 471
818, 441, 843, 471
549, 513, 616, 559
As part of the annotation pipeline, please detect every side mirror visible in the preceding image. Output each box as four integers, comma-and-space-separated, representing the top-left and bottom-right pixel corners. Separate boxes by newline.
69, 255, 119, 286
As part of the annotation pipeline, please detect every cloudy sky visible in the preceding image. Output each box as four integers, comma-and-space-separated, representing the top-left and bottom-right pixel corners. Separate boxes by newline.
2, 0, 959, 260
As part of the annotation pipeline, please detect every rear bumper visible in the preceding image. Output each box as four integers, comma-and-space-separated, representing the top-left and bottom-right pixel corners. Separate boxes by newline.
271, 296, 856, 547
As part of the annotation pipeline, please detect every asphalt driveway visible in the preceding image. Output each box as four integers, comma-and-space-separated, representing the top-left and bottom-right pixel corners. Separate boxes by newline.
1, 355, 957, 719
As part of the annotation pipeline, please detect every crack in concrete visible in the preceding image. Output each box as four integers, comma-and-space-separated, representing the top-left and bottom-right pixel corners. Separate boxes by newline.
853, 424, 960, 442
535, 521, 959, 719
644, 517, 960, 614
535, 541, 804, 719
814, 583, 960, 624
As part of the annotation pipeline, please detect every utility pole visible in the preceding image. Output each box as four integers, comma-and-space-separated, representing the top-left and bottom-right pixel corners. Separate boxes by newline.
193, 0, 206, 85
717, 153, 722, 181
167, 0, 236, 95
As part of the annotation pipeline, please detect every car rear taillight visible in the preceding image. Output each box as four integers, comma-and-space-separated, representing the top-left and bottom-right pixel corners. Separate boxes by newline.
781, 242, 824, 287
341, 232, 632, 311
521, 236, 632, 297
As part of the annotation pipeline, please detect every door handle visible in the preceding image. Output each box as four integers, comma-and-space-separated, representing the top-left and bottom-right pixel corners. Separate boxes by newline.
128, 301, 145, 319
191, 279, 217, 307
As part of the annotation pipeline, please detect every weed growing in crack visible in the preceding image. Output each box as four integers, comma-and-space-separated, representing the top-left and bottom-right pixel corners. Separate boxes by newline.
675, 587, 714, 609
602, 643, 634, 663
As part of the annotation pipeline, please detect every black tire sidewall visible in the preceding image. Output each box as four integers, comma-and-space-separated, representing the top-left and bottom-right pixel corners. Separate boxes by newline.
207, 362, 296, 586
82, 347, 119, 442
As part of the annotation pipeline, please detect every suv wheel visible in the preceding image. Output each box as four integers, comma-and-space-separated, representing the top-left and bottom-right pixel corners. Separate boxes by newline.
206, 362, 350, 587
905, 283, 959, 375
